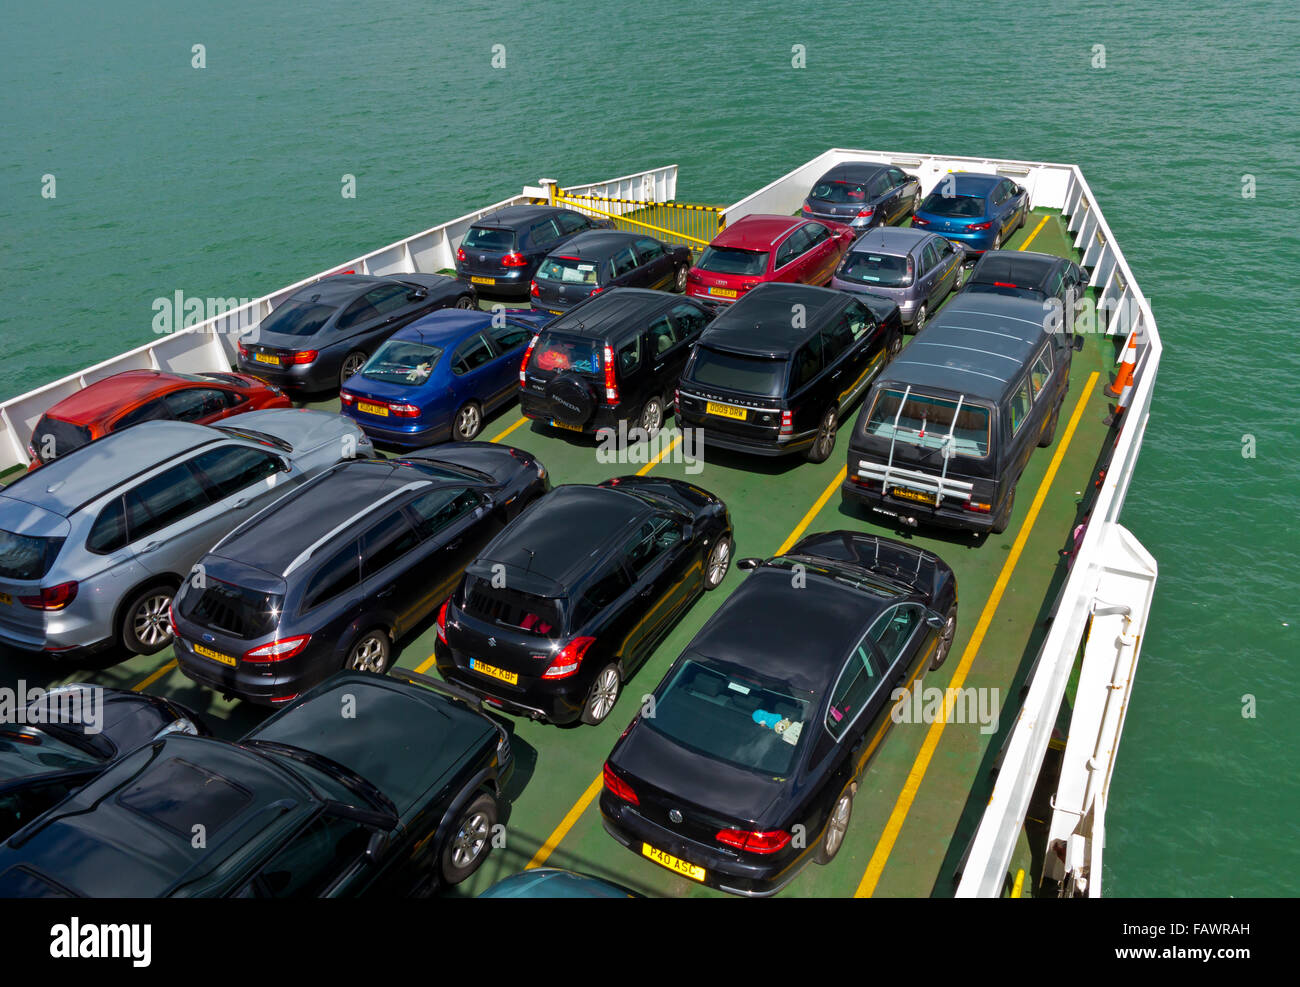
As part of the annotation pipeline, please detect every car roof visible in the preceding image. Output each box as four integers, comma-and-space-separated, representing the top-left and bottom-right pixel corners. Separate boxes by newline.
547, 229, 643, 260
542, 288, 675, 338
710, 214, 804, 249
40, 371, 207, 425
847, 226, 935, 255
472, 204, 567, 229
697, 283, 846, 358
390, 308, 496, 346
2, 420, 222, 517
285, 273, 381, 304
875, 294, 1052, 402
969, 250, 1062, 291
939, 173, 1002, 195
817, 162, 891, 184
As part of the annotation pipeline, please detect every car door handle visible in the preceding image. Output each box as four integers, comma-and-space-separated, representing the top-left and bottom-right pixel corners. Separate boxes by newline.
139, 541, 160, 554
232, 497, 251, 509
377, 585, 397, 599
445, 537, 463, 551
830, 369, 842, 380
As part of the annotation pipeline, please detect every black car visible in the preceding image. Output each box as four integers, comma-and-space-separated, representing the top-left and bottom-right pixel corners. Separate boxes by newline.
0, 672, 514, 896
801, 162, 921, 230
961, 249, 1089, 314
236, 273, 476, 392
520, 289, 713, 439
601, 531, 958, 897
531, 231, 694, 315
172, 444, 549, 707
456, 205, 613, 298
0, 685, 207, 841
435, 477, 733, 726
675, 282, 902, 463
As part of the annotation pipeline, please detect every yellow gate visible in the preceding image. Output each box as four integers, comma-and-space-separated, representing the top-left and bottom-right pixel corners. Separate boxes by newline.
552, 190, 724, 254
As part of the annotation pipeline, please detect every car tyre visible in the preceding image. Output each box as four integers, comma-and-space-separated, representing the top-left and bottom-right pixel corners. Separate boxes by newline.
120, 583, 177, 656
953, 263, 966, 290
581, 664, 622, 725
1038, 400, 1061, 448
704, 535, 732, 590
345, 628, 391, 674
454, 400, 484, 441
991, 484, 1016, 535
930, 604, 958, 670
340, 350, 367, 388
639, 395, 664, 439
992, 231, 1003, 251
454, 295, 475, 310
440, 792, 497, 885
674, 265, 689, 292
888, 330, 903, 360
816, 788, 854, 865
913, 303, 928, 333
805, 406, 838, 463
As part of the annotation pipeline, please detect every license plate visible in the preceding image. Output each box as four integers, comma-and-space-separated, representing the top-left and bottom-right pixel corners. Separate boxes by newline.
550, 419, 583, 432
469, 658, 518, 685
641, 843, 706, 882
357, 401, 389, 417
891, 486, 937, 506
470, 276, 496, 285
0, 593, 10, 606
254, 353, 280, 365
708, 286, 737, 298
194, 643, 237, 667
705, 401, 747, 421
546, 309, 563, 316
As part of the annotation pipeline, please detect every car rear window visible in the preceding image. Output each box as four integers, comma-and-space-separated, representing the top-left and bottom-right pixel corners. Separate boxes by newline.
258, 300, 336, 338
696, 247, 768, 276
811, 180, 869, 203
0, 530, 64, 580
536, 256, 600, 285
838, 251, 912, 287
918, 193, 985, 219
462, 227, 516, 252
527, 333, 602, 376
689, 347, 786, 398
861, 388, 991, 458
180, 577, 285, 639
360, 339, 443, 386
30, 416, 92, 462
462, 577, 563, 638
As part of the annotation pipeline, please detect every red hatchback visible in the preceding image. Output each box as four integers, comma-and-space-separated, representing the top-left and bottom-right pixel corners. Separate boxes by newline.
27, 370, 292, 467
686, 214, 855, 307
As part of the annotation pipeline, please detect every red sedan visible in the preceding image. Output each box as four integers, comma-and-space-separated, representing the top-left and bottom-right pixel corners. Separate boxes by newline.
685, 214, 855, 306
26, 370, 292, 467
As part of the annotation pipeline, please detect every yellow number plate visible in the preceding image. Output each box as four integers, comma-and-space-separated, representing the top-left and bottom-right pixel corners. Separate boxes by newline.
705, 401, 747, 421
469, 658, 518, 685
194, 643, 237, 667
550, 419, 583, 432
470, 276, 496, 285
0, 592, 10, 606
254, 353, 280, 365
357, 401, 389, 417
641, 843, 706, 882
708, 286, 737, 298
891, 486, 937, 506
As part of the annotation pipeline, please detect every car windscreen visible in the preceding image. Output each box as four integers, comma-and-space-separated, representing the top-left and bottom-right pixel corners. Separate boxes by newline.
861, 388, 990, 458
689, 347, 786, 398
180, 577, 285, 639
30, 416, 92, 462
838, 250, 912, 287
527, 332, 602, 376
645, 655, 813, 777
696, 246, 768, 276
360, 339, 444, 386
0, 530, 64, 580
918, 193, 986, 219
811, 180, 869, 203
462, 227, 516, 252
257, 300, 336, 337
462, 576, 563, 638
535, 256, 600, 285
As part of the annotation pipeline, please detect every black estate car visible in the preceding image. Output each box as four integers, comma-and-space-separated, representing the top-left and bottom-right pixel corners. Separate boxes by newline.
520, 288, 713, 438
531, 230, 694, 314
0, 672, 514, 896
601, 531, 958, 897
456, 205, 613, 298
173, 444, 549, 706
237, 273, 476, 392
801, 161, 922, 230
675, 282, 902, 462
843, 293, 1076, 534
961, 249, 1089, 313
435, 477, 733, 726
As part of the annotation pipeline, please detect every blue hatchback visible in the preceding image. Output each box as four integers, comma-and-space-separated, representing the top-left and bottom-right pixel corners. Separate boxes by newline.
911, 173, 1030, 254
340, 308, 551, 446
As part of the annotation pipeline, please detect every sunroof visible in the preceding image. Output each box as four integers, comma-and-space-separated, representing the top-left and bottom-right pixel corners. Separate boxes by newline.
117, 758, 254, 839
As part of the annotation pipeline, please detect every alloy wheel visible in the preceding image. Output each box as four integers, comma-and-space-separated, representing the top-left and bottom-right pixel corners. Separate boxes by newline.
133, 593, 174, 649
824, 793, 851, 858
586, 666, 621, 724
341, 352, 366, 384
914, 304, 928, 332
674, 266, 688, 292
640, 397, 663, 436
706, 539, 731, 588
450, 810, 491, 869
456, 403, 482, 440
455, 295, 474, 309
349, 633, 387, 673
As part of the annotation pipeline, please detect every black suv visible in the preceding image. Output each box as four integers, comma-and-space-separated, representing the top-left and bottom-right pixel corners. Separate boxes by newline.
675, 283, 902, 463
455, 205, 613, 298
519, 289, 713, 439
173, 444, 549, 707
435, 477, 733, 726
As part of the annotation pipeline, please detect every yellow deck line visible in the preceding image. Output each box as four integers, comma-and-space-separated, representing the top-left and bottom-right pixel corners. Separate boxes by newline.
775, 466, 847, 556
526, 774, 605, 870
853, 370, 1099, 897
131, 659, 177, 692
1019, 214, 1051, 251
489, 415, 528, 443
636, 434, 682, 476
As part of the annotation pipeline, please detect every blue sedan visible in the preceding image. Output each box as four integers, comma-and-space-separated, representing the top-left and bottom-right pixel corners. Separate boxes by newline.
340, 308, 551, 446
910, 173, 1030, 254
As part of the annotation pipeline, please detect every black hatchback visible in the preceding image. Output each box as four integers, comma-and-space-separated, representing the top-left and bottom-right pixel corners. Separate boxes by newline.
675, 283, 902, 463
435, 477, 733, 726
519, 289, 713, 439
531, 231, 694, 315
172, 444, 549, 707
455, 205, 613, 298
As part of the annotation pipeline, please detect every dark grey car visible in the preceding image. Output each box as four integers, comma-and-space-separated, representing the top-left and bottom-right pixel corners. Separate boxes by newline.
455, 205, 614, 299
531, 231, 693, 314
831, 226, 968, 332
801, 162, 921, 230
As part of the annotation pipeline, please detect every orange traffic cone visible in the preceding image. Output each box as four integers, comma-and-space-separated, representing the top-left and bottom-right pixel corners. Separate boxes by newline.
1103, 332, 1136, 426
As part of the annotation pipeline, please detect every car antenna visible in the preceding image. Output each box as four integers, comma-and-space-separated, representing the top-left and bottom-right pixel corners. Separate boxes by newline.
523, 548, 535, 574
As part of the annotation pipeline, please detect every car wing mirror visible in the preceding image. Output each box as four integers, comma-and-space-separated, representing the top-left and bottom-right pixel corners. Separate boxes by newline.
277, 455, 292, 472
365, 830, 389, 862
736, 557, 761, 571
925, 610, 945, 629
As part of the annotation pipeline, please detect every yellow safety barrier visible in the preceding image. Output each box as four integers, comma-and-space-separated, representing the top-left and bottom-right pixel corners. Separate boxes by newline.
553, 191, 724, 254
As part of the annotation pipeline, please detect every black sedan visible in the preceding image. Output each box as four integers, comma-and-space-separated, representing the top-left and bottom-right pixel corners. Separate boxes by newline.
455, 205, 613, 299
600, 531, 958, 897
0, 672, 513, 897
236, 273, 476, 392
801, 162, 921, 230
531, 231, 694, 314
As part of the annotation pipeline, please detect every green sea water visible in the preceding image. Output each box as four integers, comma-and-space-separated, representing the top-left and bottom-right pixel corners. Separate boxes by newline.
1, 0, 1297, 896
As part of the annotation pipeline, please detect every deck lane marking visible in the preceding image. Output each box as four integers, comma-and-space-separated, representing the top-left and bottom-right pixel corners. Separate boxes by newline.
526, 773, 604, 870
776, 466, 847, 556
636, 434, 682, 477
489, 416, 528, 443
1019, 215, 1051, 251
132, 659, 177, 692
853, 370, 1099, 897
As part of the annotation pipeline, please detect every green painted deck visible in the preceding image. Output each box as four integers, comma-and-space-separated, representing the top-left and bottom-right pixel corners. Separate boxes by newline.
1, 210, 1120, 898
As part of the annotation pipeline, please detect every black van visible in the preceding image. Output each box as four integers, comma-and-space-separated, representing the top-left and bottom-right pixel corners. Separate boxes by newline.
675, 283, 902, 463
519, 289, 713, 438
841, 293, 1075, 534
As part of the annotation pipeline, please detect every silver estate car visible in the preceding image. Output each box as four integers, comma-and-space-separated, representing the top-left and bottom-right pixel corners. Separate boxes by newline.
830, 227, 967, 332
0, 409, 372, 661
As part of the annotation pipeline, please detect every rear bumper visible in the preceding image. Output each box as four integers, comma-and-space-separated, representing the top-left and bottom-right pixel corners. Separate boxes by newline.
236, 357, 334, 393
0, 630, 116, 662
174, 636, 325, 707
342, 410, 451, 449
434, 641, 587, 725
456, 270, 530, 297
841, 478, 994, 533
519, 393, 629, 437
677, 413, 815, 458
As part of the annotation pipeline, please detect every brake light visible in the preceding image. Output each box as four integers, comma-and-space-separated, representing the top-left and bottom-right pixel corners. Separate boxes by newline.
270, 694, 299, 704
436, 599, 449, 644
907, 256, 915, 281
965, 500, 992, 513
856, 207, 875, 219
167, 603, 176, 635
542, 636, 596, 679
801, 202, 812, 216
339, 390, 355, 405
993, 281, 1019, 288
589, 286, 602, 296
912, 216, 930, 226
602, 344, 618, 405
716, 828, 791, 854
779, 410, 794, 436
686, 267, 701, 283
388, 403, 420, 417
502, 252, 528, 268
291, 350, 318, 365
603, 762, 639, 805
849, 475, 878, 489
243, 635, 311, 663
530, 279, 539, 297
457, 247, 466, 262
19, 581, 78, 611
968, 221, 993, 231
520, 334, 539, 384
237, 340, 250, 359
